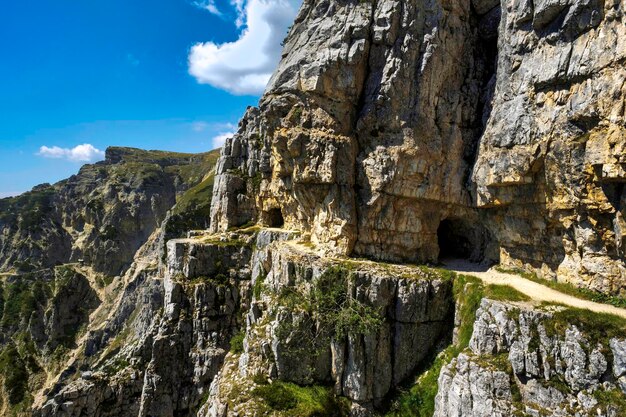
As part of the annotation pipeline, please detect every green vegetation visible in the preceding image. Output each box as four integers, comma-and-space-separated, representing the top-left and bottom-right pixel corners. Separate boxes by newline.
250, 172, 263, 191
187, 273, 230, 287
275, 266, 383, 354
0, 283, 3, 323
593, 386, 626, 415
102, 357, 131, 376
229, 330, 245, 354
0, 278, 50, 330
540, 303, 626, 345
163, 149, 220, 240
100, 224, 119, 241
417, 265, 457, 282
253, 270, 267, 299
291, 107, 303, 122
387, 267, 626, 417
0, 344, 29, 405
252, 381, 349, 416
175, 175, 214, 214
312, 266, 383, 338
86, 198, 104, 214
226, 167, 264, 193
484, 284, 531, 302
496, 266, 626, 308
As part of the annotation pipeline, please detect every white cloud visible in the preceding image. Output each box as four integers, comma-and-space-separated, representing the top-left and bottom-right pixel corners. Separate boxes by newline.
211, 131, 236, 149
37, 144, 105, 162
188, 0, 301, 95
191, 121, 210, 132
230, 0, 246, 27
193, 0, 222, 15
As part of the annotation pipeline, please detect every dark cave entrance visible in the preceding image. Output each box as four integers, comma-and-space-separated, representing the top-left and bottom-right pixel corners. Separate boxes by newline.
437, 219, 474, 260
437, 218, 494, 263
266, 208, 284, 228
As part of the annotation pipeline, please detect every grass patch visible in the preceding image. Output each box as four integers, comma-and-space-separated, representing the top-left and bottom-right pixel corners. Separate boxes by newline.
253, 270, 267, 299
496, 266, 626, 308
252, 381, 349, 416
593, 386, 626, 415
485, 284, 531, 302
0, 344, 29, 406
541, 304, 626, 345
229, 330, 245, 354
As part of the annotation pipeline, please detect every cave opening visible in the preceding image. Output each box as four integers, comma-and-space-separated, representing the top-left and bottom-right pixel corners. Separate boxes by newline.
266, 208, 284, 228
437, 217, 494, 264
437, 219, 474, 260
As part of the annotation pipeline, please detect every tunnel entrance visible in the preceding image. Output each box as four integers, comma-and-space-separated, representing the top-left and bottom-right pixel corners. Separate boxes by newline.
266, 208, 284, 228
437, 218, 494, 263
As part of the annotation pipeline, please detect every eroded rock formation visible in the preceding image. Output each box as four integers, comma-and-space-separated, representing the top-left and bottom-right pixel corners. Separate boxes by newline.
210, 0, 626, 294
434, 299, 626, 417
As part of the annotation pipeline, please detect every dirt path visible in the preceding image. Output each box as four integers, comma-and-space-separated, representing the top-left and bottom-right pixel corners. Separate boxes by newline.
443, 258, 626, 320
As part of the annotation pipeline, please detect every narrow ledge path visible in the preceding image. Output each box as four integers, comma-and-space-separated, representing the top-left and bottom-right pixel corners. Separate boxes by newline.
443, 258, 626, 320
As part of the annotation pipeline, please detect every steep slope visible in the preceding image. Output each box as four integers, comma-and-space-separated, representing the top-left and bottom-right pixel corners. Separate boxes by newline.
0, 147, 220, 415
209, 0, 626, 295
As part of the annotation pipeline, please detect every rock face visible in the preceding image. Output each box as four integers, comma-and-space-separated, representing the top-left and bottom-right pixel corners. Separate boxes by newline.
473, 0, 626, 294
34, 230, 454, 417
434, 299, 626, 417
202, 231, 454, 415
35, 233, 254, 417
210, 0, 626, 293
0, 147, 219, 415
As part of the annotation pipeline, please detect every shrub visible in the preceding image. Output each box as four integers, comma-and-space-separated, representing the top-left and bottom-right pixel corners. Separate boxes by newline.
312, 266, 383, 339
100, 224, 118, 241
252, 381, 349, 416
253, 382, 298, 410
230, 331, 245, 354
0, 344, 29, 405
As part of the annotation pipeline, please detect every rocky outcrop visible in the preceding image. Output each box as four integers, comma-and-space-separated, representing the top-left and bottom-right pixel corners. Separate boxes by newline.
209, 0, 625, 293
202, 232, 453, 415
434, 299, 626, 416
35, 232, 254, 417
0, 147, 220, 415
3, 0, 626, 414
210, 0, 494, 262
34, 229, 454, 417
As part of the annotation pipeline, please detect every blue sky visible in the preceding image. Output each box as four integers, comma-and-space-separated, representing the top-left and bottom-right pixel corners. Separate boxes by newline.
0, 0, 300, 197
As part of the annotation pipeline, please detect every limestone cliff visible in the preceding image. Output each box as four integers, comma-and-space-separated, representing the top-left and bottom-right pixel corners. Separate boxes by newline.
210, 0, 626, 294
